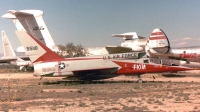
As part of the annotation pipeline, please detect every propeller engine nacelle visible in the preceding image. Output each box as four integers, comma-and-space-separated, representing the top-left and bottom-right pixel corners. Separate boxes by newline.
121, 39, 147, 52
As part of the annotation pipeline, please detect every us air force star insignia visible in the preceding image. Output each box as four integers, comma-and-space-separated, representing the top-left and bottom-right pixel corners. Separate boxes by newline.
59, 62, 65, 69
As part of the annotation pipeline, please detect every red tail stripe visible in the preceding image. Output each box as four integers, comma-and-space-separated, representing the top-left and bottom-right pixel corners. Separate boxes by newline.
149, 36, 166, 40
27, 33, 65, 63
151, 32, 164, 36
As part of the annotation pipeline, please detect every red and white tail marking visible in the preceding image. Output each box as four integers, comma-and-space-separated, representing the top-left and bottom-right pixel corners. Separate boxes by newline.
149, 29, 168, 40
145, 28, 170, 55
15, 31, 64, 63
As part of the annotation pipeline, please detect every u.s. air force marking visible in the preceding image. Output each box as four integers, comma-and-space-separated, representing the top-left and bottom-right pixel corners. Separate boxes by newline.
59, 62, 65, 69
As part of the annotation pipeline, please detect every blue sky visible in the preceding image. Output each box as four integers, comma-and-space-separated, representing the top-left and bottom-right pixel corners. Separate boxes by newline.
0, 0, 200, 53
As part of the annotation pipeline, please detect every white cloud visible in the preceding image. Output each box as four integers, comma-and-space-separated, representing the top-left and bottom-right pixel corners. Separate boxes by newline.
183, 37, 191, 40
176, 41, 188, 46
171, 37, 200, 47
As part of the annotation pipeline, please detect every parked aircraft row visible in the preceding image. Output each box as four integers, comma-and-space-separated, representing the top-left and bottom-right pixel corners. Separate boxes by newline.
1, 31, 32, 71
146, 28, 200, 68
0, 9, 197, 83
1, 28, 192, 82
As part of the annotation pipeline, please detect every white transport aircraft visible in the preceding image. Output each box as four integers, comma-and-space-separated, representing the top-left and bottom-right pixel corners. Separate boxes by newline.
105, 32, 147, 54
2, 10, 58, 52
146, 28, 200, 68
2, 9, 149, 55
0, 31, 32, 71
87, 32, 147, 55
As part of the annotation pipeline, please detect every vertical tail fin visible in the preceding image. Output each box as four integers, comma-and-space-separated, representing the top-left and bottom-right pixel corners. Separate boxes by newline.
1, 31, 16, 57
145, 28, 170, 56
2, 10, 58, 52
15, 31, 64, 63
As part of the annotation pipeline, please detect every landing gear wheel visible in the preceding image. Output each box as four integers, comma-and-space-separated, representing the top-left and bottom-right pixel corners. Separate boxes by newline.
137, 79, 143, 83
40, 76, 43, 80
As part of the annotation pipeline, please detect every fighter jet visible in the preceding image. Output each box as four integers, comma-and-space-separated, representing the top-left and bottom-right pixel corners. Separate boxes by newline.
0, 31, 32, 71
15, 31, 192, 82
146, 28, 200, 68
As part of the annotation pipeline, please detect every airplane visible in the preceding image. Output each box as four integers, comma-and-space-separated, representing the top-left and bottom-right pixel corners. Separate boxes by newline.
106, 32, 147, 54
87, 32, 147, 55
2, 10, 58, 52
145, 28, 200, 68
15, 30, 193, 82
0, 31, 32, 71
2, 10, 149, 55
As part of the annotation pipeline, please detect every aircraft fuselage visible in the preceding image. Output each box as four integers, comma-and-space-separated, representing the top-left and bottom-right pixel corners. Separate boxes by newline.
33, 53, 192, 79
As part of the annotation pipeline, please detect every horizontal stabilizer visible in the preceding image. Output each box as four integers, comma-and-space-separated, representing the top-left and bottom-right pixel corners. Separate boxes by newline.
111, 32, 146, 40
147, 50, 187, 61
105, 46, 132, 54
2, 10, 43, 19
0, 58, 17, 63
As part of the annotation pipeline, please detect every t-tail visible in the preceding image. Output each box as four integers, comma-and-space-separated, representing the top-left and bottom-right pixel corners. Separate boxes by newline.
2, 10, 58, 52
15, 31, 64, 63
2, 31, 16, 57
145, 28, 170, 57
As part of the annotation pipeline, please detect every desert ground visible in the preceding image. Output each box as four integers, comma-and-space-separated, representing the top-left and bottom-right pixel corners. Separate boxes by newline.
1, 70, 200, 112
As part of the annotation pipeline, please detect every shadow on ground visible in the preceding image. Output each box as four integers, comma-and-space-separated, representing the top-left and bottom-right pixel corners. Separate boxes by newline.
41, 80, 139, 85
162, 73, 186, 77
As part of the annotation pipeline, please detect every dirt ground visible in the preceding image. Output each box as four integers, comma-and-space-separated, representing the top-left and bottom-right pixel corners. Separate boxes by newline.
1, 70, 200, 112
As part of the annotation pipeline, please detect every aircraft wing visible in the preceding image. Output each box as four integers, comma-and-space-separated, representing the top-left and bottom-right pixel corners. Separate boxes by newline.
34, 67, 118, 80
0, 56, 30, 64
105, 46, 133, 54
147, 50, 187, 61
18, 56, 30, 61
0, 58, 17, 63
70, 67, 119, 80
72, 67, 118, 75
111, 32, 146, 39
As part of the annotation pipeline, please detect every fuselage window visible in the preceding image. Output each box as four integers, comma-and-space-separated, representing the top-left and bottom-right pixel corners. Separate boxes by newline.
143, 60, 149, 63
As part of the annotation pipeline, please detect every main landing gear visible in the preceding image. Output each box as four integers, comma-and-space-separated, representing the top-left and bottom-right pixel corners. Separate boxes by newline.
137, 74, 143, 83
40, 76, 43, 80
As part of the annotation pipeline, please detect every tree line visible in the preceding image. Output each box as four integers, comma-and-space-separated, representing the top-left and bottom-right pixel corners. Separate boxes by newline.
57, 42, 88, 58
